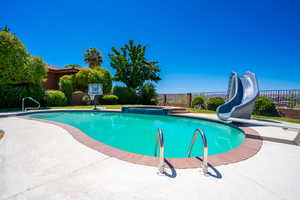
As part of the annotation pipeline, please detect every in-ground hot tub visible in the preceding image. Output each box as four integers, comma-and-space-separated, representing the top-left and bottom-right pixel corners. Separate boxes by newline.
122, 106, 170, 115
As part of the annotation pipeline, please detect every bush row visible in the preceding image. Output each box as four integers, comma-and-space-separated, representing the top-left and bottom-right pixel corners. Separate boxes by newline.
191, 96, 225, 111
0, 84, 158, 108
191, 95, 279, 117
0, 84, 45, 108
45, 90, 67, 106
253, 96, 279, 116
80, 84, 158, 105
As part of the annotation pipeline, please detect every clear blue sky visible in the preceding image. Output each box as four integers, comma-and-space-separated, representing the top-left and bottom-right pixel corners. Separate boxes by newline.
1, 0, 300, 93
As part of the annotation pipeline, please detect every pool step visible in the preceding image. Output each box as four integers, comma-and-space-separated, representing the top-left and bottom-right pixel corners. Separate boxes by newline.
168, 108, 189, 114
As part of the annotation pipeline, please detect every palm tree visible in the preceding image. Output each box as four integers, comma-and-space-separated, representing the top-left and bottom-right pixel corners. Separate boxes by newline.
84, 48, 103, 68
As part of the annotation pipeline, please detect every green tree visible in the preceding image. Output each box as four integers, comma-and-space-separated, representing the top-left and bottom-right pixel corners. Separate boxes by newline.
0, 28, 47, 85
84, 48, 103, 68
138, 83, 157, 105
108, 40, 161, 90
98, 68, 113, 94
74, 68, 112, 94
2, 25, 10, 32
28, 56, 48, 84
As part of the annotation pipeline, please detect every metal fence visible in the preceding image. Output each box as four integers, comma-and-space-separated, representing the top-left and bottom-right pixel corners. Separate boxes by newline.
260, 89, 300, 108
158, 89, 300, 108
157, 93, 187, 107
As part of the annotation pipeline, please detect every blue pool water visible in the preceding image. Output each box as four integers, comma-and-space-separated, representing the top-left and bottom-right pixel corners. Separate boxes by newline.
25, 111, 245, 158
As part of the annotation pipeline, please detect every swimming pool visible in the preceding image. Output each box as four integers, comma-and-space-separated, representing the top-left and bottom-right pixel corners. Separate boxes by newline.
25, 111, 245, 158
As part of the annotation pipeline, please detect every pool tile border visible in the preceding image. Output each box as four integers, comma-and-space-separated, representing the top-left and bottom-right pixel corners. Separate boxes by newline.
16, 113, 263, 169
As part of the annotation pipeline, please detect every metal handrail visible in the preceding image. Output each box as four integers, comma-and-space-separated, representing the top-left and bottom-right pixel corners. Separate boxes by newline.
22, 97, 40, 112
155, 128, 165, 174
187, 128, 208, 175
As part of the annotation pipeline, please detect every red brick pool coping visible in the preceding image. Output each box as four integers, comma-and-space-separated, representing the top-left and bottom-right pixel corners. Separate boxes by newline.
17, 115, 262, 169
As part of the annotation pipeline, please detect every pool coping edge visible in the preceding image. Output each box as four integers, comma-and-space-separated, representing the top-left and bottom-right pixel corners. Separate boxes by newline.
14, 111, 263, 169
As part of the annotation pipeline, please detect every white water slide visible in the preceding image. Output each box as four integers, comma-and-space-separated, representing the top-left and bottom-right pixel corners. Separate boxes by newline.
217, 71, 259, 121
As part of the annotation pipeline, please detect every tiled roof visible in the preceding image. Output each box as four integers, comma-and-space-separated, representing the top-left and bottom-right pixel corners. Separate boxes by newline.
46, 64, 80, 73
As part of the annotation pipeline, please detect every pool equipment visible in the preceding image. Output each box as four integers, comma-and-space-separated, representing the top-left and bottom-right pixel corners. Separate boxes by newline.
217, 71, 259, 120
88, 83, 103, 110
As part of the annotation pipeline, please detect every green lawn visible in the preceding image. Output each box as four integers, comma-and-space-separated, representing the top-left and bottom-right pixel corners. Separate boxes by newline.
48, 105, 143, 110
186, 108, 216, 114
0, 105, 155, 113
252, 115, 300, 125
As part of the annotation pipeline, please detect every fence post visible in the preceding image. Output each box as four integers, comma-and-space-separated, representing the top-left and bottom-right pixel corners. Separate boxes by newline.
163, 94, 167, 106
186, 93, 192, 108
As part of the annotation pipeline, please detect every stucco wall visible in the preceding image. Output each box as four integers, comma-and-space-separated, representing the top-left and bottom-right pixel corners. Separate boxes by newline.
278, 107, 300, 120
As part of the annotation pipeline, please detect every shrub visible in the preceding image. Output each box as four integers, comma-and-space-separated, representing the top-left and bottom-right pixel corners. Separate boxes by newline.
253, 96, 279, 116
207, 97, 225, 111
113, 86, 137, 104
0, 28, 47, 85
138, 83, 157, 105
74, 68, 112, 94
99, 68, 112, 94
0, 84, 45, 108
45, 90, 67, 106
101, 95, 118, 105
82, 95, 91, 105
73, 90, 84, 94
150, 98, 158, 105
59, 75, 73, 104
192, 96, 205, 109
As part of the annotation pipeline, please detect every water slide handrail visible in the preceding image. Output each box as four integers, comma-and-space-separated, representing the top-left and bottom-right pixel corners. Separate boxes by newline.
187, 128, 208, 175
227, 72, 239, 102
22, 97, 40, 112
155, 128, 165, 174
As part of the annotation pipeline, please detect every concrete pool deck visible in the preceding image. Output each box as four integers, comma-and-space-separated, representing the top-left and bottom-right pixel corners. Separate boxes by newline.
1, 111, 300, 200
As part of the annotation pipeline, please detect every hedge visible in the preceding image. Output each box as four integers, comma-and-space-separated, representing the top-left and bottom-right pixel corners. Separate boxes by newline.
45, 90, 67, 106
101, 95, 119, 105
113, 86, 137, 104
207, 97, 225, 111
0, 84, 44, 108
59, 75, 74, 104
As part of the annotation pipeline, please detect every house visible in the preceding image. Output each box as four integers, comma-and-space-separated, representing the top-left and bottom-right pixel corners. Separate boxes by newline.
43, 64, 80, 90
